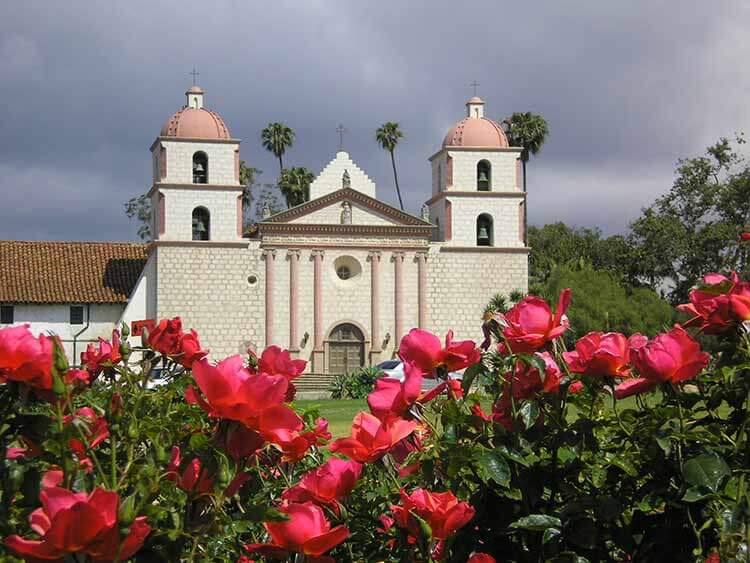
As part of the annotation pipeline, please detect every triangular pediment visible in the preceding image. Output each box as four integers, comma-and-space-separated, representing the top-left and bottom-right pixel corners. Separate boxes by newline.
261, 188, 430, 228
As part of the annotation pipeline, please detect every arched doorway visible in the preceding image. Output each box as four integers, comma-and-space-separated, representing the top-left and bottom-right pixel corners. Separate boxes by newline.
328, 323, 365, 374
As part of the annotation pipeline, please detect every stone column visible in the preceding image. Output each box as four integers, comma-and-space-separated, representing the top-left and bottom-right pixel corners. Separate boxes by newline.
287, 249, 301, 352
368, 251, 382, 364
392, 251, 405, 348
311, 250, 325, 372
262, 249, 276, 347
416, 252, 428, 329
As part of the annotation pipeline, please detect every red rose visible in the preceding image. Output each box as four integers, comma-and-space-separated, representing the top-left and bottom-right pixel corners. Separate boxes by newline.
615, 325, 710, 399
367, 370, 422, 421
5, 486, 150, 561
563, 332, 646, 378
80, 330, 121, 376
398, 328, 481, 378
468, 554, 496, 563
391, 488, 475, 541
498, 289, 572, 354
677, 272, 750, 334
244, 502, 348, 561
147, 317, 207, 368
329, 412, 416, 463
283, 458, 363, 509
0, 325, 54, 390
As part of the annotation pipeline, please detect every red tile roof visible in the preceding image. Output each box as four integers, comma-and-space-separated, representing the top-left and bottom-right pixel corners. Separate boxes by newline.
0, 241, 147, 304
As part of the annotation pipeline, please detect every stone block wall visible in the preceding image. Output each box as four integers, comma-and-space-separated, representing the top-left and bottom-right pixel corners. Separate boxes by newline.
427, 249, 528, 342
446, 149, 520, 191
154, 245, 265, 359
447, 196, 524, 247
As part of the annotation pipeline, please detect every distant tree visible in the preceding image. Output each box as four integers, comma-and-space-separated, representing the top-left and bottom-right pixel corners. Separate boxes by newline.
501, 112, 549, 194
261, 123, 295, 174
527, 222, 632, 287
278, 167, 314, 208
124, 194, 151, 241
239, 161, 261, 232
627, 136, 750, 302
541, 264, 674, 340
376, 122, 405, 210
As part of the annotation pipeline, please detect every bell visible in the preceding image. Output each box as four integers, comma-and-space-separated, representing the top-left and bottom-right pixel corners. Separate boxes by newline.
193, 220, 207, 233
478, 226, 490, 244
193, 163, 205, 173
478, 170, 488, 182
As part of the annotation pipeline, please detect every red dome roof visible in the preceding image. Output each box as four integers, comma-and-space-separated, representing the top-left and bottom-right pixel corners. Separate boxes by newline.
442, 117, 508, 148
160, 107, 231, 139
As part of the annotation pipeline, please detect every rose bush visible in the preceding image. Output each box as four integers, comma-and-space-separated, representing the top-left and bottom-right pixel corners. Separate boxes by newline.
1, 272, 749, 562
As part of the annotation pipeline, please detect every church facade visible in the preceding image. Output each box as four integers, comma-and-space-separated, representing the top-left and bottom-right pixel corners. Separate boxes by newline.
120, 86, 529, 374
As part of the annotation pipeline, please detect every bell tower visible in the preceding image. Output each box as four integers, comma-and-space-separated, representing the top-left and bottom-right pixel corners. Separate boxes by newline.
425, 96, 525, 248
149, 85, 245, 242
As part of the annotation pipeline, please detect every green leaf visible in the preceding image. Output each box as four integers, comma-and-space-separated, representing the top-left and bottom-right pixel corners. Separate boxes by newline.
510, 514, 562, 531
519, 400, 540, 430
461, 362, 485, 394
682, 453, 731, 492
682, 486, 713, 502
474, 449, 511, 486
543, 527, 561, 544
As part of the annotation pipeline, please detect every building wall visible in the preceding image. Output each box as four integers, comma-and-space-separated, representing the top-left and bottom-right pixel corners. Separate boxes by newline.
154, 244, 265, 359
286, 201, 397, 226
158, 140, 240, 186
3, 303, 124, 362
444, 149, 520, 191
157, 186, 242, 242
446, 196, 524, 247
427, 249, 528, 342
309, 151, 376, 200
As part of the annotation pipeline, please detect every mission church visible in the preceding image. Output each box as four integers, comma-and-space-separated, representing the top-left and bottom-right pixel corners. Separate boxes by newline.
0, 85, 528, 382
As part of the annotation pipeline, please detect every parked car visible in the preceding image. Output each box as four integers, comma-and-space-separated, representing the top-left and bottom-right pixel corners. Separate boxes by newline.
375, 360, 462, 391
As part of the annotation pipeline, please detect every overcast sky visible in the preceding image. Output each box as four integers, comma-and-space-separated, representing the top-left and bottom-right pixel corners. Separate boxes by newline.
2, 1, 748, 241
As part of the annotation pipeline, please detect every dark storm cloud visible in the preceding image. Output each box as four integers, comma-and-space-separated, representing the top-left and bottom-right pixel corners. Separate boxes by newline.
1, 1, 748, 240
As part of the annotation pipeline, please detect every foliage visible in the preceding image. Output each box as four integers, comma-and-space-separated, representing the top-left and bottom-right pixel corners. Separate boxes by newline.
277, 166, 314, 209
123, 193, 151, 241
329, 366, 384, 400
540, 263, 674, 339
375, 122, 405, 210
501, 112, 549, 194
239, 161, 261, 231
3, 271, 750, 562
628, 136, 750, 302
260, 122, 295, 174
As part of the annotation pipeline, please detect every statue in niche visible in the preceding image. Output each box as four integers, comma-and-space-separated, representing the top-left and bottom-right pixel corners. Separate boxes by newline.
421, 204, 430, 222
260, 201, 271, 219
342, 169, 351, 189
341, 201, 352, 225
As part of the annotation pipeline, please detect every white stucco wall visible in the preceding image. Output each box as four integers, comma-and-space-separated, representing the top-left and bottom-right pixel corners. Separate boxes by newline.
287, 201, 399, 226
3, 304, 124, 363
309, 151, 376, 199
157, 186, 242, 242
446, 196, 524, 247
119, 252, 156, 328
159, 140, 239, 186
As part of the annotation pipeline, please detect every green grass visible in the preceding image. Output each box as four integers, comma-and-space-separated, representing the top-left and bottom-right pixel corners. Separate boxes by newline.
295, 399, 367, 437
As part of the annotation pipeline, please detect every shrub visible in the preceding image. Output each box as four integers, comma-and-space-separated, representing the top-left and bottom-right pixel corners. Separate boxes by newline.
2, 271, 750, 562
330, 365, 384, 399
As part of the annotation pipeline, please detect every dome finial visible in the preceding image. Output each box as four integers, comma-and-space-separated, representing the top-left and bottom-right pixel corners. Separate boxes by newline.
466, 95, 485, 119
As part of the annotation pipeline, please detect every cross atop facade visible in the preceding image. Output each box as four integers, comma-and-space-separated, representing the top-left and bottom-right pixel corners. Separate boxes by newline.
190, 68, 200, 86
336, 124, 348, 150
470, 80, 480, 96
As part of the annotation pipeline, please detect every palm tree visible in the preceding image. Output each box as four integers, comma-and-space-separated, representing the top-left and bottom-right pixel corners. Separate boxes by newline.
376, 122, 405, 210
261, 122, 295, 174
278, 167, 315, 208
502, 112, 549, 244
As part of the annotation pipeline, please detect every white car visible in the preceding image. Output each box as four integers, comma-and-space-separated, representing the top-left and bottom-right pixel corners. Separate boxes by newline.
375, 360, 461, 391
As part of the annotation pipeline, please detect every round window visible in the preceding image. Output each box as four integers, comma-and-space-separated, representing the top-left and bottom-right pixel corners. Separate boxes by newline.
333, 256, 361, 282
247, 274, 258, 286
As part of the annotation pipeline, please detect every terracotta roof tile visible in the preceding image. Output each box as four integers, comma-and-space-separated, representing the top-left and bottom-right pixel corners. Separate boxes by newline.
0, 241, 147, 304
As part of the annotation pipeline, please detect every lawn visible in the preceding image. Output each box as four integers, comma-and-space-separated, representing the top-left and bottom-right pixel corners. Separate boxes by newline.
295, 399, 367, 437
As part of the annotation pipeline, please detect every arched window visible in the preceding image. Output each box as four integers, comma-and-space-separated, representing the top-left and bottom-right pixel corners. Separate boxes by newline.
192, 206, 210, 241
192, 151, 208, 184
476, 214, 493, 247
477, 160, 491, 191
